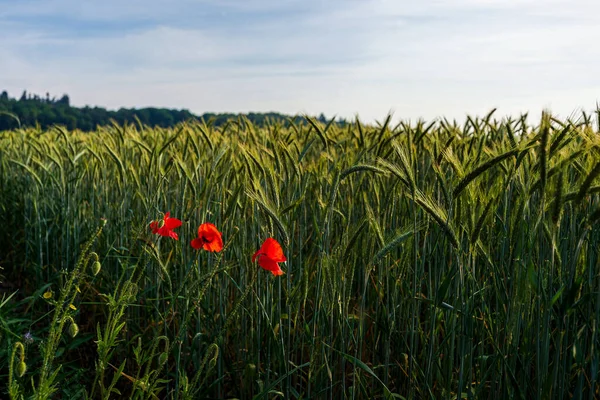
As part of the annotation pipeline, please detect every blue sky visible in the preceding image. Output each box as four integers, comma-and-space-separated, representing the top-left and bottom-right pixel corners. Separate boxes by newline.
1, 0, 599, 123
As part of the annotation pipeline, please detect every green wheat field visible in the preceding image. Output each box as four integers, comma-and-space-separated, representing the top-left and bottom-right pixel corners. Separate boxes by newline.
1, 110, 600, 399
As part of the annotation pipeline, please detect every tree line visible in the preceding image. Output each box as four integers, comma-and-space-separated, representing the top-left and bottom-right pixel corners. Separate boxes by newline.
0, 90, 336, 131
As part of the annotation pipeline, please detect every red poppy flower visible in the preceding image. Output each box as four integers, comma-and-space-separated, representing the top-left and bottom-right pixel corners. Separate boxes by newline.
252, 238, 286, 276
150, 212, 182, 240
191, 222, 223, 252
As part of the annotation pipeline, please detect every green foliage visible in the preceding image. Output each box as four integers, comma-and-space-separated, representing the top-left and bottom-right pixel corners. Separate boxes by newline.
1, 111, 600, 399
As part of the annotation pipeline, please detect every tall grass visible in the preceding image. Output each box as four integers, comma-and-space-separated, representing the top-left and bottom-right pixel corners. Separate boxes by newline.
1, 111, 599, 399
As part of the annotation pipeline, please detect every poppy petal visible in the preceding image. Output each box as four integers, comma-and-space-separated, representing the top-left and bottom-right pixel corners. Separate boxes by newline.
199, 222, 221, 237
203, 235, 224, 252
165, 217, 182, 229
262, 238, 286, 262
191, 238, 203, 249
201, 231, 216, 243
257, 256, 285, 275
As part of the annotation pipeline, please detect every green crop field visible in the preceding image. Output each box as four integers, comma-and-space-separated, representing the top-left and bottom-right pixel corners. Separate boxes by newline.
1, 111, 599, 399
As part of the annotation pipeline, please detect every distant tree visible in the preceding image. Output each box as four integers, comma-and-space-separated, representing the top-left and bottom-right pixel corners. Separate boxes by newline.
57, 94, 70, 106
0, 89, 338, 132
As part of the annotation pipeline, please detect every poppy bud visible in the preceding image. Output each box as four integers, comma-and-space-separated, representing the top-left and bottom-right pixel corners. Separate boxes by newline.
158, 352, 168, 365
17, 361, 27, 377
92, 261, 101, 276
69, 322, 79, 338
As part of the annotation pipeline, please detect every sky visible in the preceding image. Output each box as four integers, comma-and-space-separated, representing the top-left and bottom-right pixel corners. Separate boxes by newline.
1, 0, 599, 123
